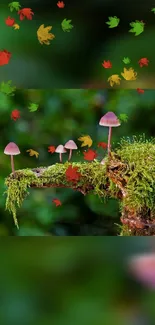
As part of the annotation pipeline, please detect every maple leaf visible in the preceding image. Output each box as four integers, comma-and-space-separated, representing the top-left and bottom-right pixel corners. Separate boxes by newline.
52, 198, 62, 207
78, 135, 93, 148
0, 80, 16, 96
151, 8, 155, 13
0, 50, 11, 66
106, 16, 120, 28
28, 102, 39, 112
121, 68, 137, 80
129, 21, 144, 36
18, 8, 34, 20
118, 113, 128, 123
26, 149, 39, 158
57, 1, 65, 8
5, 16, 15, 26
102, 60, 112, 68
11, 109, 20, 121
97, 142, 108, 149
137, 88, 144, 94
123, 57, 131, 64
61, 19, 73, 32
83, 149, 97, 161
8, 2, 21, 12
65, 165, 81, 182
13, 23, 20, 30
108, 74, 121, 87
48, 146, 56, 153
37, 24, 55, 45
138, 57, 149, 67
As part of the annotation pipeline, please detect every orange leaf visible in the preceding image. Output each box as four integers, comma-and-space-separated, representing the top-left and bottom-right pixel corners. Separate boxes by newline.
98, 142, 108, 149
57, 1, 65, 8
48, 146, 56, 153
52, 198, 62, 207
65, 165, 81, 182
83, 149, 97, 161
18, 8, 34, 20
11, 109, 20, 121
5, 16, 15, 26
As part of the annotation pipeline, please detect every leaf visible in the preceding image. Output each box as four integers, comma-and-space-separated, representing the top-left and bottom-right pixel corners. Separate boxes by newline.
8, 2, 21, 12
57, 1, 65, 8
129, 21, 144, 36
11, 109, 20, 121
0, 50, 11, 66
121, 68, 137, 80
52, 198, 62, 207
106, 16, 120, 28
107, 74, 121, 87
0, 80, 16, 96
48, 146, 56, 153
151, 8, 155, 13
65, 165, 81, 182
78, 135, 93, 147
28, 102, 39, 112
97, 142, 108, 149
118, 113, 128, 123
102, 60, 112, 68
83, 149, 97, 161
61, 19, 73, 32
138, 57, 149, 67
137, 88, 144, 94
18, 8, 34, 20
5, 16, 15, 26
13, 23, 20, 30
122, 57, 131, 64
26, 149, 39, 158
37, 24, 55, 45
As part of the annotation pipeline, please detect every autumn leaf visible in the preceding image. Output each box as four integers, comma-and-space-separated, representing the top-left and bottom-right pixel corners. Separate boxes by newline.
121, 68, 137, 80
13, 23, 20, 29
8, 2, 21, 12
122, 57, 131, 64
65, 165, 81, 182
5, 16, 15, 26
106, 16, 120, 28
52, 198, 62, 207
138, 58, 149, 67
78, 135, 93, 148
26, 149, 39, 158
57, 1, 65, 8
97, 142, 108, 149
28, 102, 39, 112
83, 149, 97, 161
137, 88, 144, 94
108, 75, 121, 87
11, 109, 20, 121
61, 19, 73, 32
18, 8, 34, 20
0, 80, 16, 96
37, 24, 55, 45
102, 60, 112, 68
129, 21, 144, 36
118, 113, 128, 123
0, 50, 11, 66
48, 146, 56, 153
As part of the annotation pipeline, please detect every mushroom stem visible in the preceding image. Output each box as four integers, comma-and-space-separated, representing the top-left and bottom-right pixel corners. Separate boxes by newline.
68, 149, 72, 161
59, 153, 62, 163
10, 155, 15, 174
107, 126, 112, 157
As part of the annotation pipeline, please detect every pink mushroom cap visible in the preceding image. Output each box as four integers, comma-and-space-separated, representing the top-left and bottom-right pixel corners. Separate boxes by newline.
128, 253, 155, 288
4, 142, 20, 155
55, 145, 67, 153
99, 112, 120, 127
64, 140, 77, 150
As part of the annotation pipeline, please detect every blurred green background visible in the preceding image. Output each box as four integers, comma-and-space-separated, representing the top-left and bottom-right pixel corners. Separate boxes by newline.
1, 88, 155, 235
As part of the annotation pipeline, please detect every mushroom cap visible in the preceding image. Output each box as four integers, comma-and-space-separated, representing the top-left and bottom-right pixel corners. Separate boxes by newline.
99, 112, 120, 127
129, 253, 155, 287
55, 145, 67, 153
64, 140, 77, 150
4, 142, 20, 155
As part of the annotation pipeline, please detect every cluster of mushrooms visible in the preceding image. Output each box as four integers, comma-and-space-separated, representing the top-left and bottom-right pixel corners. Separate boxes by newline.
4, 112, 121, 174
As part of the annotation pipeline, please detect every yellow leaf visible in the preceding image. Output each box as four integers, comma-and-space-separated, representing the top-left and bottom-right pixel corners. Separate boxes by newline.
13, 23, 20, 30
121, 67, 137, 80
26, 149, 39, 158
78, 135, 93, 147
107, 74, 121, 87
37, 24, 55, 45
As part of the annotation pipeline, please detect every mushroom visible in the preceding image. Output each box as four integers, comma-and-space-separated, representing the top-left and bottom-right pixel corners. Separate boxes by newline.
4, 142, 20, 174
64, 140, 77, 161
55, 145, 67, 163
99, 112, 120, 157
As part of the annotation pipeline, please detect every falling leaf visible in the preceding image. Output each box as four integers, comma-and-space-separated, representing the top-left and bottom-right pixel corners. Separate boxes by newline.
121, 68, 137, 80
108, 74, 121, 87
26, 149, 39, 158
106, 16, 120, 28
129, 21, 144, 36
61, 19, 73, 32
83, 149, 97, 161
151, 8, 155, 13
118, 113, 128, 123
18, 8, 34, 20
137, 88, 144, 94
8, 2, 21, 12
37, 24, 55, 45
5, 16, 15, 26
48, 146, 56, 153
138, 57, 149, 67
78, 135, 93, 148
0, 80, 16, 96
97, 142, 108, 149
11, 109, 20, 121
65, 165, 81, 182
0, 50, 11, 66
28, 102, 39, 112
52, 198, 62, 207
13, 23, 20, 29
57, 1, 65, 8
102, 60, 112, 68
122, 57, 131, 64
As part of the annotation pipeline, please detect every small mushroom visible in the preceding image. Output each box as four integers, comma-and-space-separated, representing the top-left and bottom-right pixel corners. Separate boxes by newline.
99, 112, 120, 157
64, 140, 77, 161
4, 142, 20, 174
55, 145, 66, 163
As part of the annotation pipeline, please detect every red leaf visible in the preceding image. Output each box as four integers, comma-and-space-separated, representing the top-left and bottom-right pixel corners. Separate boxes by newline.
57, 1, 65, 8
138, 58, 149, 68
137, 88, 144, 94
52, 198, 62, 207
66, 165, 81, 182
48, 146, 56, 153
0, 50, 11, 66
83, 149, 97, 161
98, 142, 108, 149
5, 16, 15, 26
18, 8, 34, 20
11, 109, 20, 121
102, 60, 112, 68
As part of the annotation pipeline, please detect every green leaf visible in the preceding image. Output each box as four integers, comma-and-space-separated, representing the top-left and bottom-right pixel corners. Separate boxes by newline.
118, 113, 128, 123
106, 16, 120, 28
122, 57, 131, 64
151, 8, 155, 13
8, 1, 21, 12
28, 102, 39, 112
61, 19, 74, 32
0, 80, 16, 96
129, 20, 144, 36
